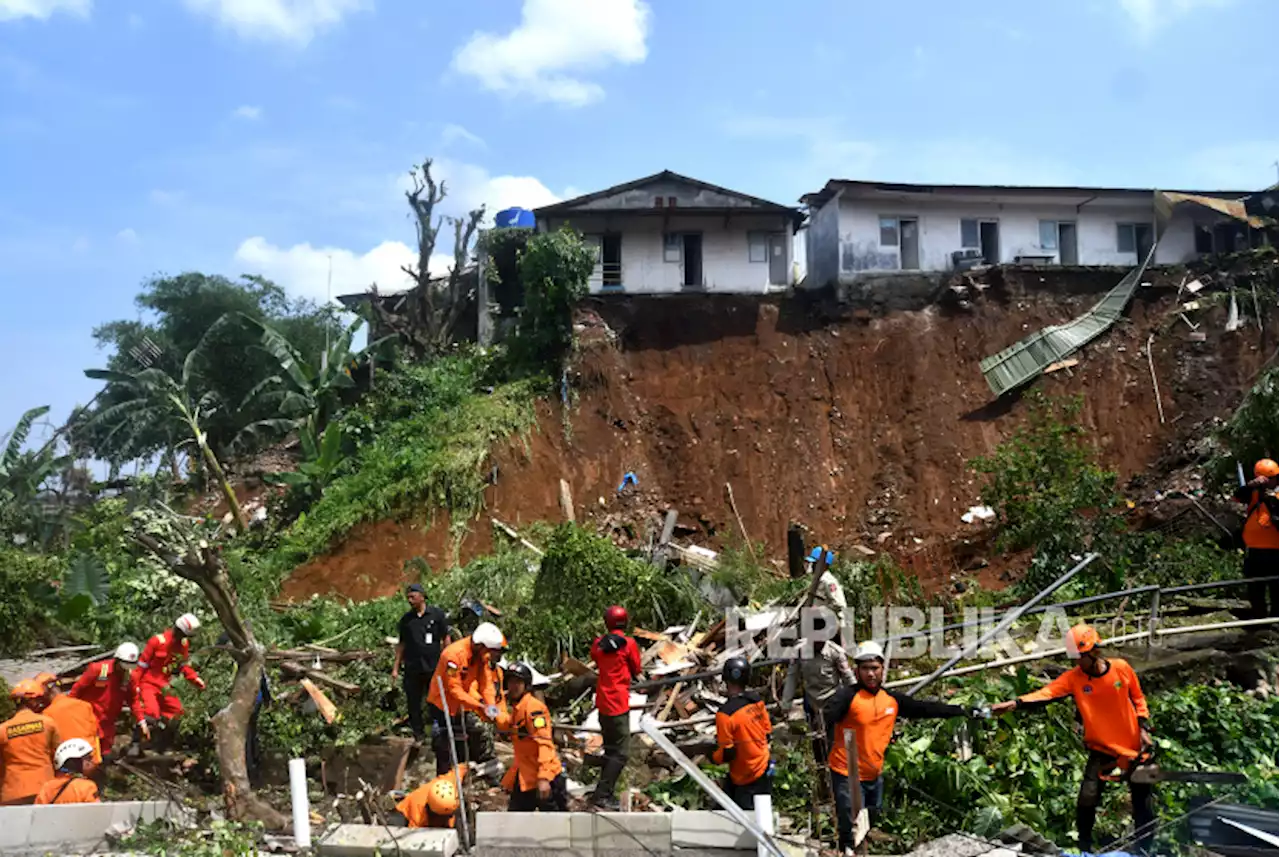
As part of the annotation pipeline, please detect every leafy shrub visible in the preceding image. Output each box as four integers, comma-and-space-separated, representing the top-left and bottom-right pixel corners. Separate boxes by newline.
506, 228, 596, 372
0, 548, 62, 654
1211, 365, 1278, 488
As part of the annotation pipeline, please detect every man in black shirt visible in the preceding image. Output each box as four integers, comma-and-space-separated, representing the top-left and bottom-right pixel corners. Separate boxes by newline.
392, 584, 450, 743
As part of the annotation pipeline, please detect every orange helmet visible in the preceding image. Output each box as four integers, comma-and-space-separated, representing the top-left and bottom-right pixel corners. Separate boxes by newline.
1065, 624, 1101, 657
9, 679, 45, 700
33, 672, 57, 690
1255, 459, 1279, 479
426, 776, 460, 816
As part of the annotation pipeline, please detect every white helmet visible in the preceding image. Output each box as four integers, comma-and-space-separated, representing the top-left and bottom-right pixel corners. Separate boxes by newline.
114, 642, 140, 664
853, 640, 885, 663
471, 622, 506, 651
175, 613, 201, 635
54, 738, 95, 770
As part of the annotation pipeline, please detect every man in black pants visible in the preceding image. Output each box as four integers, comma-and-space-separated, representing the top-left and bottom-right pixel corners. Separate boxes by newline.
392, 584, 450, 744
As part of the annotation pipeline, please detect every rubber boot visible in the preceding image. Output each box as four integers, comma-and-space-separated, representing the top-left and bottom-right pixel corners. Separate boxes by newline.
591, 755, 626, 809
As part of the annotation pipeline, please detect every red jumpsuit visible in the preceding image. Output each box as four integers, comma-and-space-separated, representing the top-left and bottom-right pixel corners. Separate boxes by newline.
131, 630, 203, 723
69, 658, 136, 749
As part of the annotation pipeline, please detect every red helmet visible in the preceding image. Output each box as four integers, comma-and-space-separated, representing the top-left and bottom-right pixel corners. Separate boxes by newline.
604, 605, 628, 630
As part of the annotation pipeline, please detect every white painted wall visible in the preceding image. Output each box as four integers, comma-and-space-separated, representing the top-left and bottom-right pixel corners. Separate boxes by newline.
827, 195, 1205, 279
542, 212, 793, 294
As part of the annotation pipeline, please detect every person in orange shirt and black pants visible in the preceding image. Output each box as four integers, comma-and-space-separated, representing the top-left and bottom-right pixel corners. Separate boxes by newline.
495, 663, 568, 812
823, 641, 978, 856
1236, 458, 1279, 619
992, 624, 1154, 854
712, 658, 773, 811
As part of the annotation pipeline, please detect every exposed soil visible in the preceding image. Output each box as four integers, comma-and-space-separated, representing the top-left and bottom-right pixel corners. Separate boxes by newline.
282, 264, 1275, 602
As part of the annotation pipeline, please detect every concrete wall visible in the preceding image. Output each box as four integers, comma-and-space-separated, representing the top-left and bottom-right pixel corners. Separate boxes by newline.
542, 212, 793, 295
803, 195, 841, 289
0, 799, 187, 855
571, 180, 766, 211
828, 195, 1206, 278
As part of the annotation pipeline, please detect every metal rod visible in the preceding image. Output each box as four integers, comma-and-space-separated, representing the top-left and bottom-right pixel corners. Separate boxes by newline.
1160, 577, 1254, 595
1146, 333, 1165, 424
1176, 491, 1235, 539
436, 675, 471, 854
639, 715, 787, 857
905, 554, 1097, 696
1147, 589, 1161, 650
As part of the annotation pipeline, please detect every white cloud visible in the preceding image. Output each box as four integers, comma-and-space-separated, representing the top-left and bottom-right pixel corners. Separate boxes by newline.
115, 227, 139, 244
441, 123, 485, 150
182, 0, 368, 45
1117, 0, 1231, 36
409, 158, 563, 216
233, 237, 455, 302
232, 104, 263, 120
451, 0, 650, 107
0, 0, 90, 21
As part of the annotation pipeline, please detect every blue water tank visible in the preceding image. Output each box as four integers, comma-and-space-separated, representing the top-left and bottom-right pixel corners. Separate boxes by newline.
494, 207, 536, 229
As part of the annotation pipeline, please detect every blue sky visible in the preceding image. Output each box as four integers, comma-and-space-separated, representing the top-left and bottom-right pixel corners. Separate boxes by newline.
1, 0, 1277, 448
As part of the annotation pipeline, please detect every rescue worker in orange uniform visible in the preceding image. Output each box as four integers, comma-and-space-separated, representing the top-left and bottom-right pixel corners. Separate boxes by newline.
132, 614, 206, 750
69, 642, 141, 757
711, 657, 773, 811
0, 680, 61, 805
35, 739, 100, 805
992, 624, 1154, 854
824, 641, 979, 856
494, 662, 567, 812
390, 764, 469, 828
36, 671, 102, 764
426, 621, 505, 776
1236, 458, 1279, 619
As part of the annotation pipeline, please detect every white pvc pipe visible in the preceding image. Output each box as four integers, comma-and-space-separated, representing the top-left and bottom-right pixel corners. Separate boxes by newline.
753, 793, 775, 857
288, 757, 311, 848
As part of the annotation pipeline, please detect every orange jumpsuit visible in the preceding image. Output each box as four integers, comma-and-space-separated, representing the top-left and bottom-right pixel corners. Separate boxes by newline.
713, 691, 773, 786
44, 695, 102, 764
132, 629, 202, 722
1016, 657, 1150, 760
70, 658, 136, 747
496, 693, 562, 794
394, 765, 467, 829
0, 709, 61, 804
427, 637, 501, 717
35, 773, 100, 805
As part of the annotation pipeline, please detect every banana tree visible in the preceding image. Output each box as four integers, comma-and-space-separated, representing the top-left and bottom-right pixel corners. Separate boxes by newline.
1, 405, 74, 545
85, 351, 249, 533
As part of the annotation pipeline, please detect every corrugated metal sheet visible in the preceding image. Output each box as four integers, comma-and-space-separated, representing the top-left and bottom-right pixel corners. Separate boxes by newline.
1157, 190, 1267, 228
980, 245, 1156, 397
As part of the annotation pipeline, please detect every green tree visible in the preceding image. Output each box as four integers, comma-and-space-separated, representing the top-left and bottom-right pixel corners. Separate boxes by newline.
0, 406, 74, 547
509, 228, 596, 370
76, 273, 342, 466
1213, 364, 1278, 486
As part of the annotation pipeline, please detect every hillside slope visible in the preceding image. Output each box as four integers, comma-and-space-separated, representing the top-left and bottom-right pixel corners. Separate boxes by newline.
283, 263, 1275, 600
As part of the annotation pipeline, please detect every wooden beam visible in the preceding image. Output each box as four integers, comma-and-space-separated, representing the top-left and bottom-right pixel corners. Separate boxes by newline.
280, 660, 360, 694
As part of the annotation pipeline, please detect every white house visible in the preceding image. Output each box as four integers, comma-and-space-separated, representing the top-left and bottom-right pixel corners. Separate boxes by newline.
533, 171, 803, 294
801, 179, 1260, 288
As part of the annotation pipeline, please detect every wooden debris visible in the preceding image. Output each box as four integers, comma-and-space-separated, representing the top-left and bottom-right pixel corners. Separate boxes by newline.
1045, 357, 1080, 374
300, 678, 338, 724
281, 660, 360, 694
559, 478, 575, 523
491, 517, 544, 556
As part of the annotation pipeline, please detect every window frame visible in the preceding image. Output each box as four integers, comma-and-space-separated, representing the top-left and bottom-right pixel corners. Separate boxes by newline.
662, 233, 682, 264
960, 219, 980, 249
748, 232, 768, 263
1116, 223, 1137, 254
878, 217, 900, 247
1038, 220, 1059, 251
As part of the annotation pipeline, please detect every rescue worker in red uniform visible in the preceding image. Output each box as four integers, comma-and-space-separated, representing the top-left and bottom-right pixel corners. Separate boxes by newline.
495, 662, 568, 812
132, 614, 206, 750
824, 641, 979, 856
712, 657, 774, 811
1236, 458, 1279, 619
993, 624, 1154, 855
0, 680, 61, 806
69, 642, 140, 757
588, 604, 641, 810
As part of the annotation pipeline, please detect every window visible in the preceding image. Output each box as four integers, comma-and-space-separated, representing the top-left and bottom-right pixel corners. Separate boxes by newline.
879, 217, 899, 247
1117, 223, 1136, 253
748, 232, 768, 263
585, 234, 603, 263
663, 233, 682, 263
1039, 220, 1059, 250
960, 219, 980, 249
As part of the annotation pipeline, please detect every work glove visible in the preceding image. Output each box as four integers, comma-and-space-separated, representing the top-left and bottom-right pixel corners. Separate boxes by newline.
485, 704, 501, 720
192, 677, 207, 690
968, 704, 992, 720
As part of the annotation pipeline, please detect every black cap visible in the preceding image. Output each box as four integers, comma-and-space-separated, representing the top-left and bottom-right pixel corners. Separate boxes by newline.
723, 657, 751, 686
505, 662, 534, 686
406, 583, 425, 594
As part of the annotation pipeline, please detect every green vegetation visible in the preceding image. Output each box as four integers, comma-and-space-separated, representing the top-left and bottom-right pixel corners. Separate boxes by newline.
1212, 364, 1278, 487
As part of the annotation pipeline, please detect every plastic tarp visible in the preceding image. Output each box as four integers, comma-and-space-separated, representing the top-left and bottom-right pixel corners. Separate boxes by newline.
980, 244, 1157, 397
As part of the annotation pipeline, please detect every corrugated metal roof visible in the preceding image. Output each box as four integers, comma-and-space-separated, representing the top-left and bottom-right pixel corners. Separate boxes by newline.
980, 246, 1156, 397
1156, 190, 1267, 228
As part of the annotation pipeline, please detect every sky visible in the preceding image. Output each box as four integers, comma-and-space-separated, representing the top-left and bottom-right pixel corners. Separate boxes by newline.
1, 0, 1277, 447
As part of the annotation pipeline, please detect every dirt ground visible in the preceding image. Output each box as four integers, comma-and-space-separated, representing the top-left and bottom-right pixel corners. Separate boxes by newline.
282, 267, 1275, 602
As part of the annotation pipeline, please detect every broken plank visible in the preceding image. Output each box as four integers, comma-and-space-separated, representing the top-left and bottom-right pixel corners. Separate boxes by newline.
559, 478, 576, 523
491, 517, 544, 556
300, 678, 338, 724
1044, 357, 1080, 374
280, 660, 360, 694
633, 628, 669, 643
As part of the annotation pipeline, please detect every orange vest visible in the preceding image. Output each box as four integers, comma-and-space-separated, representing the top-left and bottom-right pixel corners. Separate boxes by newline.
1243, 487, 1280, 550
712, 692, 773, 785
34, 773, 99, 805
1019, 658, 1149, 760
496, 693, 562, 792
0, 709, 60, 803
828, 688, 898, 781
427, 637, 501, 717
45, 695, 102, 763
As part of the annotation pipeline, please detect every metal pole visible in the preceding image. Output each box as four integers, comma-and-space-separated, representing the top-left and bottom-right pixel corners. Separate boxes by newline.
1176, 491, 1235, 539
1146, 589, 1161, 650
639, 715, 786, 857
906, 554, 1097, 696
436, 676, 472, 854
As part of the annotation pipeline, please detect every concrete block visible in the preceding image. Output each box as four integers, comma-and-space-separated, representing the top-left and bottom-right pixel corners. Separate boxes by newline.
475, 811, 573, 851
570, 811, 671, 855
0, 806, 34, 852
670, 810, 755, 849
27, 802, 119, 846
317, 823, 458, 857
